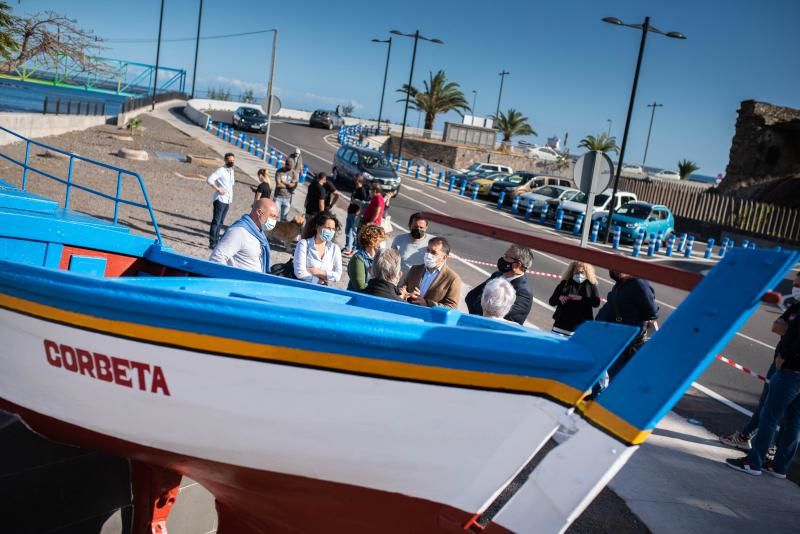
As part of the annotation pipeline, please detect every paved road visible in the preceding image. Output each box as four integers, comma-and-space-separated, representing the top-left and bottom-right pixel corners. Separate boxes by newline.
214, 114, 795, 438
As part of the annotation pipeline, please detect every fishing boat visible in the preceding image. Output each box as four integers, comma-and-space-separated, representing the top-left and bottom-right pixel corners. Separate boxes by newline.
0, 125, 794, 533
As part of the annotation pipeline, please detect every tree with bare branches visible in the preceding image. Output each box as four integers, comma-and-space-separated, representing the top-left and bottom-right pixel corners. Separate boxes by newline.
0, 6, 102, 74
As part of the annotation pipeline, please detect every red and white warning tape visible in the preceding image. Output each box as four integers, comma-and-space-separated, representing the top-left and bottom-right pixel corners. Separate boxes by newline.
714, 355, 769, 383
454, 255, 562, 279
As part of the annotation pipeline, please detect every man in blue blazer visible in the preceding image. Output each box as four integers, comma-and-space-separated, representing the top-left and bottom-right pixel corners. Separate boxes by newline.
465, 244, 534, 325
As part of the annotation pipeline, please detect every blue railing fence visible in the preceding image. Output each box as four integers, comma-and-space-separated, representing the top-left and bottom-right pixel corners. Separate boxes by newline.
0, 125, 162, 244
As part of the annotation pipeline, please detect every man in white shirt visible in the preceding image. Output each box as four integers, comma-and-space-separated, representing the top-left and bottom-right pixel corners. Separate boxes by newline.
209, 198, 278, 272
208, 152, 236, 248
391, 212, 431, 274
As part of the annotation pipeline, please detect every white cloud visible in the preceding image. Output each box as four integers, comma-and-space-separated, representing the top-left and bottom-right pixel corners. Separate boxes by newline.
212, 76, 269, 94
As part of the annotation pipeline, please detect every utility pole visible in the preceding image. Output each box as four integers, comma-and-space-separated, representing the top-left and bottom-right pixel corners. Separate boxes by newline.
264, 29, 278, 150
151, 0, 166, 110
190, 0, 204, 99
642, 101, 663, 168
495, 70, 510, 118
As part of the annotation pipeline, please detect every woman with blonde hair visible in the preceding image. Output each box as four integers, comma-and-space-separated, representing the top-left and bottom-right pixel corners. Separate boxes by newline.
548, 261, 601, 335
347, 223, 386, 291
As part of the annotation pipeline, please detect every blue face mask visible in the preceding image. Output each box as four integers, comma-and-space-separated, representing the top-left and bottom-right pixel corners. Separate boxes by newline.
320, 228, 335, 242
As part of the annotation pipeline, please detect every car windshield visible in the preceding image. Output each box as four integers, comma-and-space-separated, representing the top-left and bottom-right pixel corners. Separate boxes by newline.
571, 192, 609, 206
360, 153, 392, 170
504, 174, 526, 184
240, 108, 264, 118
466, 163, 483, 172
534, 186, 561, 198
616, 204, 651, 219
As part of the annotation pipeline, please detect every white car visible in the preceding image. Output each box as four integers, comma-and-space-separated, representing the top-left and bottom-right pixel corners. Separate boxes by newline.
654, 170, 680, 180
527, 146, 560, 162
461, 162, 513, 175
519, 185, 581, 211
621, 164, 644, 176
553, 189, 638, 228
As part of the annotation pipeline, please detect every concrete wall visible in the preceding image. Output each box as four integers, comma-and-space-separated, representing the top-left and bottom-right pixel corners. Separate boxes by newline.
0, 113, 108, 146
115, 99, 187, 128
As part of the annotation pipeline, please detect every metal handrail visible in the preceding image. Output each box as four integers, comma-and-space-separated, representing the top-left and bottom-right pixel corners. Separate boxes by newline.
0, 125, 162, 244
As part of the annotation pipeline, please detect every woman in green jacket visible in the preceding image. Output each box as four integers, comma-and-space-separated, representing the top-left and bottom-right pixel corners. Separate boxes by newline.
347, 223, 385, 291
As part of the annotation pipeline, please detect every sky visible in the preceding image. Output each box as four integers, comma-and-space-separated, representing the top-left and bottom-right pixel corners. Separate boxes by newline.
10, 0, 800, 175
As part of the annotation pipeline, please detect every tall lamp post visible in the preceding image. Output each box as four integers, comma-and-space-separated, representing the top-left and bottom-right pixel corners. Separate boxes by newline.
601, 16, 685, 241
151, 0, 166, 110
263, 29, 278, 150
642, 101, 663, 168
471, 90, 478, 117
606, 118, 612, 136
495, 70, 510, 118
371, 37, 392, 131
390, 29, 444, 162
190, 0, 204, 99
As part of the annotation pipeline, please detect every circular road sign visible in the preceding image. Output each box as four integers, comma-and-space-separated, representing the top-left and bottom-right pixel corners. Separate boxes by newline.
573, 151, 614, 195
261, 95, 282, 116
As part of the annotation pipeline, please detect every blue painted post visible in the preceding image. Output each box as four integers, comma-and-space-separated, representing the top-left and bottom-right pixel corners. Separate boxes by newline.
239, 133, 244, 147
248, 137, 254, 154
254, 141, 260, 157
540, 204, 550, 224
654, 230, 663, 253
300, 165, 308, 184
742, 239, 750, 249
525, 200, 535, 220
268, 150, 275, 166
555, 209, 564, 231
459, 180, 467, 196
775, 245, 782, 252
406, 160, 412, 174
612, 226, 621, 249
590, 220, 600, 242
497, 191, 506, 209
573, 214, 585, 236
632, 236, 642, 257
216, 124, 222, 137
415, 164, 421, 179
276, 153, 284, 169
704, 238, 715, 259
511, 195, 521, 214
436, 172, 443, 188
471, 184, 479, 201
207, 119, 213, 131
679, 233, 688, 253
684, 236, 695, 258
426, 167, 432, 183
749, 242, 756, 250
395, 158, 402, 171
666, 233, 676, 257
718, 237, 729, 257
388, 153, 394, 163
647, 235, 656, 256
448, 176, 456, 192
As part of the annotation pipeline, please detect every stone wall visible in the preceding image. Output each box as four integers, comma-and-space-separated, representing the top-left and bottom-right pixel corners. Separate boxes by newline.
382, 135, 546, 172
719, 100, 800, 206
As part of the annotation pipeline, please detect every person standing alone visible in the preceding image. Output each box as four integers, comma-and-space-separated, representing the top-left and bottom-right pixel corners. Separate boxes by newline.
208, 152, 236, 249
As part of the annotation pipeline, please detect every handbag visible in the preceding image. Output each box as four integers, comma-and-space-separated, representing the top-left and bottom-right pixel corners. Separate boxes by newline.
381, 214, 393, 234
270, 260, 296, 279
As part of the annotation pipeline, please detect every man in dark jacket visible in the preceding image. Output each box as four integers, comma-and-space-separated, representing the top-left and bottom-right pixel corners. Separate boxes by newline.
465, 244, 534, 325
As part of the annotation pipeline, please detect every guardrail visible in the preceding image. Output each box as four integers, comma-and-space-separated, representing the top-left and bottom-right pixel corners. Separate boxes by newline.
42, 97, 107, 116
0, 125, 163, 244
121, 91, 188, 114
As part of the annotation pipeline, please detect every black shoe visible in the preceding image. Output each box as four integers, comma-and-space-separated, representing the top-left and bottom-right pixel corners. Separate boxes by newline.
725, 456, 761, 476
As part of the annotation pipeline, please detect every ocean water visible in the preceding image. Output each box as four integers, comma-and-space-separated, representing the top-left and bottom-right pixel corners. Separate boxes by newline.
0, 79, 129, 115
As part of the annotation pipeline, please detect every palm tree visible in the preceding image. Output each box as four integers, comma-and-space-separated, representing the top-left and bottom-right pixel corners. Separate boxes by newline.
678, 159, 700, 180
397, 70, 470, 130
0, 1, 17, 61
578, 133, 619, 154
492, 108, 537, 142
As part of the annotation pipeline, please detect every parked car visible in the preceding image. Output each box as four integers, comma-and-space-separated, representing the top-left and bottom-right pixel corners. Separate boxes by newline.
471, 172, 510, 196
461, 162, 514, 175
232, 106, 268, 133
332, 146, 401, 195
518, 185, 581, 212
310, 109, 345, 129
527, 146, 560, 162
549, 189, 637, 229
654, 169, 680, 180
621, 164, 645, 177
489, 172, 574, 204
510, 174, 575, 199
602, 202, 675, 242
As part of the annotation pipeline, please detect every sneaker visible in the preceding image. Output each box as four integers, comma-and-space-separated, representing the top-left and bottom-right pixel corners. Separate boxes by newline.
720, 432, 751, 451
763, 461, 787, 479
725, 456, 761, 476
766, 446, 777, 463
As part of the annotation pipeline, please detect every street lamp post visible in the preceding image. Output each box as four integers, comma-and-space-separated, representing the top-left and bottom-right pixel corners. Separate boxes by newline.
601, 16, 685, 241
642, 101, 663, 168
471, 90, 478, 118
495, 70, 510, 118
371, 37, 392, 130
151, 0, 166, 110
606, 118, 612, 136
263, 29, 278, 150
189, 0, 204, 99
391, 30, 444, 162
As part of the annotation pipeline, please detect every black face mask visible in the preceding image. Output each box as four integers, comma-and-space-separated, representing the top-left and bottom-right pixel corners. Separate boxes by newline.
497, 257, 515, 273
410, 228, 425, 240
225, 161, 235, 168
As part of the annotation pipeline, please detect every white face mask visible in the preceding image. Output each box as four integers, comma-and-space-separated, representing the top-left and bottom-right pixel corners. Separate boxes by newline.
793, 287, 800, 300
262, 217, 277, 232
424, 252, 440, 269
573, 273, 586, 284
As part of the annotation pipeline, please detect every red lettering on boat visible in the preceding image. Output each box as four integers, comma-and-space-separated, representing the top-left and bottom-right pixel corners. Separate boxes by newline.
42, 339, 170, 396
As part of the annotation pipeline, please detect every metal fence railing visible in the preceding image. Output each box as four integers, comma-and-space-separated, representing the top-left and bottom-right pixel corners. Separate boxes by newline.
42, 97, 107, 116
121, 91, 188, 114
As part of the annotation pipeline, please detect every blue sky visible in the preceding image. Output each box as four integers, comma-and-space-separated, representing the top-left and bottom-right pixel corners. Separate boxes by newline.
12, 0, 800, 174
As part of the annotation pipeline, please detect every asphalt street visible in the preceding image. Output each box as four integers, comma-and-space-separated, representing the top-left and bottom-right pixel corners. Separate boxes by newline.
214, 113, 796, 442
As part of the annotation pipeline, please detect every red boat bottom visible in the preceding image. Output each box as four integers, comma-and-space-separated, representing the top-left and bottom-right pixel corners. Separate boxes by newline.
0, 399, 512, 534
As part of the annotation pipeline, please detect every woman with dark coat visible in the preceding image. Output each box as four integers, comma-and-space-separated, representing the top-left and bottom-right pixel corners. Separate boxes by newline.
548, 261, 601, 335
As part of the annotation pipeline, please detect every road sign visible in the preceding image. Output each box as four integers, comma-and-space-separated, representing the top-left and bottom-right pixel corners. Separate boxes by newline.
261, 95, 282, 116
573, 151, 615, 247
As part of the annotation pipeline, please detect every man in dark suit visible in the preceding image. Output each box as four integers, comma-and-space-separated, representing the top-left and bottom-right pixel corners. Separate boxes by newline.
401, 237, 462, 309
465, 244, 534, 325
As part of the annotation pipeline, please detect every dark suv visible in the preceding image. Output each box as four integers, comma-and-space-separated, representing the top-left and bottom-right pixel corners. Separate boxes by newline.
310, 109, 345, 130
232, 106, 268, 133
333, 146, 401, 195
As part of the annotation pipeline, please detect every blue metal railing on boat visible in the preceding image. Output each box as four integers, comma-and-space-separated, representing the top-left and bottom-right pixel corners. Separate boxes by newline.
0, 125, 162, 244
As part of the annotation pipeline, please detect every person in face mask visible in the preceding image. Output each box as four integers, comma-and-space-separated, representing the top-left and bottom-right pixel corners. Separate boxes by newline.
293, 210, 342, 285
465, 244, 534, 325
400, 237, 462, 308
391, 212, 431, 274
207, 152, 237, 249
547, 261, 601, 335
209, 198, 277, 273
